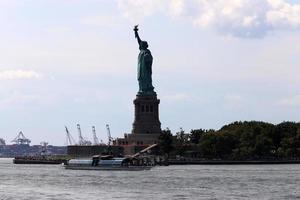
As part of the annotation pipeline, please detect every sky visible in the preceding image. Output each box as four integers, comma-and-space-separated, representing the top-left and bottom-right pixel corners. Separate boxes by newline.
0, 0, 299, 145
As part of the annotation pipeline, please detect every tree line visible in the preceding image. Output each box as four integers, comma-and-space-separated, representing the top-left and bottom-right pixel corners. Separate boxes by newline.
158, 121, 300, 160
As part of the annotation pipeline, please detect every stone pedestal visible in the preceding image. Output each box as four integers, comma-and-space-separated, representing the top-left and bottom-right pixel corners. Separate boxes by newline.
132, 94, 161, 134
115, 93, 161, 150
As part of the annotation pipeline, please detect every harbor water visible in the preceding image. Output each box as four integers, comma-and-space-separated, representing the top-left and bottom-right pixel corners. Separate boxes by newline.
0, 158, 299, 200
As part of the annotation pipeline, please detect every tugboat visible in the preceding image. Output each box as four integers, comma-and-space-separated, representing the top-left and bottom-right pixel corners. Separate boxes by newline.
64, 155, 153, 171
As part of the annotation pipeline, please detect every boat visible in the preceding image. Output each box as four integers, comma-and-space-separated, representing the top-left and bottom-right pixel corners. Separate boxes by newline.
64, 155, 154, 171
13, 156, 68, 165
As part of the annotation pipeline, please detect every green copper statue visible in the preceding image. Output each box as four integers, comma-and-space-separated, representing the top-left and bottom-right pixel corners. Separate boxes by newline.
134, 25, 155, 95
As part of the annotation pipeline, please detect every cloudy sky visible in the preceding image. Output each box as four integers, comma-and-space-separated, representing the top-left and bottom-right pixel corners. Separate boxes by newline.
0, 0, 299, 145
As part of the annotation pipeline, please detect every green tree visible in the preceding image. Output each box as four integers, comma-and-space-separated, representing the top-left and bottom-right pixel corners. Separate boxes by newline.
160, 121, 300, 160
190, 129, 205, 144
198, 131, 217, 158
174, 129, 189, 156
158, 129, 174, 157
215, 131, 238, 159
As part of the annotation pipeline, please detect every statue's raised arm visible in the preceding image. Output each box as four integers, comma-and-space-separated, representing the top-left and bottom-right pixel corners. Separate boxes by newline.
134, 25, 142, 45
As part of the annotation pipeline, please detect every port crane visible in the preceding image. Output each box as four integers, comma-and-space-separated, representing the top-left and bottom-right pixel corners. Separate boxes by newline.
92, 126, 100, 145
11, 131, 31, 145
65, 126, 76, 146
77, 124, 92, 146
106, 124, 114, 146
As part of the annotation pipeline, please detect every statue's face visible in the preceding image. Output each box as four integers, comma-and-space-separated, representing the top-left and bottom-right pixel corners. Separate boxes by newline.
140, 41, 148, 50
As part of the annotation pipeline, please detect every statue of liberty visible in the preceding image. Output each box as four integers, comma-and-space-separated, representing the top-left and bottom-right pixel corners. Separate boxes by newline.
134, 25, 155, 95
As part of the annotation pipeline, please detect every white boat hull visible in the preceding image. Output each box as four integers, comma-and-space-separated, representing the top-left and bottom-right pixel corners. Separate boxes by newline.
64, 165, 152, 171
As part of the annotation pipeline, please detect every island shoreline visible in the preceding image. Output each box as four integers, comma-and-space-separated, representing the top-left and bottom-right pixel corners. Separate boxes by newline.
167, 159, 300, 165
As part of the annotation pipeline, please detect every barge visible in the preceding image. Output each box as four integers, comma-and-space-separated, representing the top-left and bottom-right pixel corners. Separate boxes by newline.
13, 156, 69, 165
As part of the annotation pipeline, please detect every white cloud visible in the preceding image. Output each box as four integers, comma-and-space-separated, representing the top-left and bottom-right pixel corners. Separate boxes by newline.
0, 70, 42, 80
242, 15, 258, 27
182, 0, 272, 38
169, 0, 186, 17
277, 95, 300, 107
266, 0, 300, 28
117, 0, 300, 38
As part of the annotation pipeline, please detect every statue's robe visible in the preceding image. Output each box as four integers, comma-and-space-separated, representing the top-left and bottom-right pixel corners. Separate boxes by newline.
138, 49, 154, 94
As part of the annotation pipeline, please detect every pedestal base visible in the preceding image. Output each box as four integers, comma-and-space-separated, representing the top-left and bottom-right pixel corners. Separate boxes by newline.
132, 94, 161, 134
115, 94, 162, 153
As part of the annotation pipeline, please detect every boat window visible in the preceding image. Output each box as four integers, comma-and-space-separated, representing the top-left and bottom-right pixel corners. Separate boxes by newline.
146, 105, 149, 112
150, 105, 153, 112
